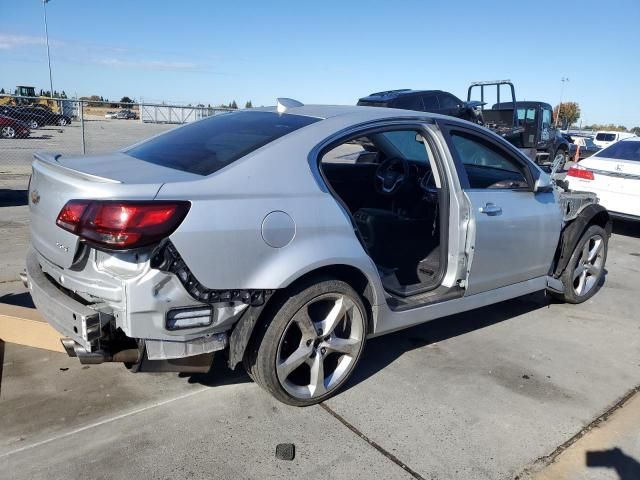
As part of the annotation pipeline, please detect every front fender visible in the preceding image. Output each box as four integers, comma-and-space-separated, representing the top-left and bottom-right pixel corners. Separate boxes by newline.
553, 204, 611, 277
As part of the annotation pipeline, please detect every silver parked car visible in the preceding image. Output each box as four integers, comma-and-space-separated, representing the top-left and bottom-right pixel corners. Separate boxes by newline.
25, 99, 610, 406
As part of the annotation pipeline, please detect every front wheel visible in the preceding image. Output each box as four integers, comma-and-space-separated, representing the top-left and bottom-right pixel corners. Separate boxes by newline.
553, 149, 567, 171
245, 278, 367, 406
57, 117, 68, 126
556, 224, 608, 304
1, 126, 16, 138
28, 119, 39, 129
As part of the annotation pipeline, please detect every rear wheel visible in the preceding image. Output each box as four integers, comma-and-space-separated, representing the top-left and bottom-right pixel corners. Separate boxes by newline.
1, 126, 16, 138
28, 119, 39, 129
245, 278, 367, 406
556, 224, 607, 303
57, 117, 68, 126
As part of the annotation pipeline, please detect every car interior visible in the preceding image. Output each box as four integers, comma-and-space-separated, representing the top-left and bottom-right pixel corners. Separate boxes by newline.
320, 128, 531, 299
320, 130, 446, 297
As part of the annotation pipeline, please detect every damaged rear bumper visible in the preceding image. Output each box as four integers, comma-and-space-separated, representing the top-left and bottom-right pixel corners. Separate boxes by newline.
25, 247, 240, 371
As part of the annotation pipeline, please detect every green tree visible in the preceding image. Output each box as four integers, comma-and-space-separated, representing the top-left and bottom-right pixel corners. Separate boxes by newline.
630, 127, 640, 136
120, 96, 134, 106
0, 88, 4, 94
553, 102, 581, 127
245, 100, 253, 108
230, 100, 238, 109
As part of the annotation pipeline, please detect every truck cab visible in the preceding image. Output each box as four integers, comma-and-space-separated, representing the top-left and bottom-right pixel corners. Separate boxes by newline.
468, 81, 569, 167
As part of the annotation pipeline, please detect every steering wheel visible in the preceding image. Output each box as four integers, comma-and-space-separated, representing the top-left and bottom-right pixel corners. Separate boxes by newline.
375, 157, 410, 195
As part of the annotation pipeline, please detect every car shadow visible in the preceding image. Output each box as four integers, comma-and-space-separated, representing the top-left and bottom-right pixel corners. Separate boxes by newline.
180, 351, 251, 387
0, 189, 28, 207
0, 340, 4, 397
612, 220, 640, 239
25, 135, 53, 140
341, 292, 551, 393
586, 448, 640, 479
0, 292, 34, 308
186, 292, 552, 394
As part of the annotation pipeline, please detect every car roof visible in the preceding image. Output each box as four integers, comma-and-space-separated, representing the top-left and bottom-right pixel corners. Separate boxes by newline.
493, 101, 552, 109
358, 89, 449, 102
256, 103, 444, 123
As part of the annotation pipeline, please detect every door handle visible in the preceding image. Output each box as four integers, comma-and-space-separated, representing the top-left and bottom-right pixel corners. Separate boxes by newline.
479, 203, 502, 215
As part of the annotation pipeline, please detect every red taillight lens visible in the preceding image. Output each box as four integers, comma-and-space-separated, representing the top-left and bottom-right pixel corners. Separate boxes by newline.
567, 165, 595, 180
56, 200, 90, 232
56, 200, 190, 249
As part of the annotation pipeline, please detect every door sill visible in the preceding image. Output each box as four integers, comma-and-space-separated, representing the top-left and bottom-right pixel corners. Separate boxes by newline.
384, 285, 465, 311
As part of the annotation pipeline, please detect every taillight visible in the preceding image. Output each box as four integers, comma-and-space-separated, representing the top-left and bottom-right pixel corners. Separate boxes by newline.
56, 200, 190, 249
567, 165, 595, 181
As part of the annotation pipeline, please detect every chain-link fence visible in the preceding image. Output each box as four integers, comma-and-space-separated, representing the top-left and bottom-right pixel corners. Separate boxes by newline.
0, 94, 233, 187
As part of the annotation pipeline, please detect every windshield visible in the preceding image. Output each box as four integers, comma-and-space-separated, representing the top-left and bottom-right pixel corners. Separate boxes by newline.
126, 111, 320, 176
596, 140, 640, 161
596, 133, 616, 142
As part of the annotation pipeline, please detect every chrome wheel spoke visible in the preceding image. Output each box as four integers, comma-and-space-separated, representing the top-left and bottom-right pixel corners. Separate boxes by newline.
576, 270, 588, 295
292, 309, 317, 339
318, 296, 350, 336
277, 344, 313, 379
588, 238, 602, 262
309, 354, 326, 396
325, 336, 359, 356
573, 263, 585, 281
585, 263, 599, 275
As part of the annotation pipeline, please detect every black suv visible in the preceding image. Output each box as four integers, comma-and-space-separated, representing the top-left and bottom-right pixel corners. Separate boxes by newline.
357, 89, 478, 122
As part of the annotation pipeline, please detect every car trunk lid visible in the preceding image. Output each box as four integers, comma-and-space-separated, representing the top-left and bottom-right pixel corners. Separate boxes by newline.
28, 151, 185, 268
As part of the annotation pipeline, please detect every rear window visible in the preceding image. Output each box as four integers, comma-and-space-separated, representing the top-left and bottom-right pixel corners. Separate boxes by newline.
126, 111, 320, 176
357, 100, 387, 107
596, 133, 616, 142
596, 140, 640, 161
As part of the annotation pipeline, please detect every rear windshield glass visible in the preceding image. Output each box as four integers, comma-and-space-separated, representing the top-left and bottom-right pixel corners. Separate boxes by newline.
357, 100, 387, 107
596, 140, 640, 161
126, 111, 320, 176
596, 133, 616, 142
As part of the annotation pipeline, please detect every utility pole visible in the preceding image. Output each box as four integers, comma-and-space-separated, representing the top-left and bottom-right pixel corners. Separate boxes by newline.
43, 0, 54, 98
555, 77, 569, 128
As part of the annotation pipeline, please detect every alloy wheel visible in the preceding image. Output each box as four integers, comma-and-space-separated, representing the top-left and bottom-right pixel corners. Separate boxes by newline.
58, 118, 68, 126
28, 120, 38, 129
573, 234, 604, 297
276, 293, 364, 400
1, 126, 16, 138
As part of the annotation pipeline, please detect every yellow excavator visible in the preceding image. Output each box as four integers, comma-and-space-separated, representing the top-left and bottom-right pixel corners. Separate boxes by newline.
0, 86, 62, 113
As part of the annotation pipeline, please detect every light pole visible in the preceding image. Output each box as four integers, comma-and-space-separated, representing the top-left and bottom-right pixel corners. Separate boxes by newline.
555, 77, 569, 128
42, 0, 54, 98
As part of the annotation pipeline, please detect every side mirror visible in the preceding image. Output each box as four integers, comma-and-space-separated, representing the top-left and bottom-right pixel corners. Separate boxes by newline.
534, 173, 554, 193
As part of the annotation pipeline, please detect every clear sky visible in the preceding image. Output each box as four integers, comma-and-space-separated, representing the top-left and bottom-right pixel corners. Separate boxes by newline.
1, 0, 639, 126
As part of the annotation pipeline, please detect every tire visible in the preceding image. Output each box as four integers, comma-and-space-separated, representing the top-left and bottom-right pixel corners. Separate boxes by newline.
556, 224, 607, 304
1, 126, 16, 138
28, 119, 39, 129
57, 117, 68, 126
245, 278, 367, 406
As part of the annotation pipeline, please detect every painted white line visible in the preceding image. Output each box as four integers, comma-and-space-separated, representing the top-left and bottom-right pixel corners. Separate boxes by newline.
0, 387, 210, 459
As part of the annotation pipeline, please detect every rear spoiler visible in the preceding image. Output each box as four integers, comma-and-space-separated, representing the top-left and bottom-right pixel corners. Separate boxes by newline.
33, 151, 121, 184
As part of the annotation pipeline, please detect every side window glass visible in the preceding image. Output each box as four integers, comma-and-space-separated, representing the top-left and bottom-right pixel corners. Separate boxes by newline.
542, 108, 552, 128
438, 94, 459, 109
423, 95, 439, 110
322, 137, 378, 164
394, 96, 424, 111
379, 130, 430, 164
450, 132, 529, 189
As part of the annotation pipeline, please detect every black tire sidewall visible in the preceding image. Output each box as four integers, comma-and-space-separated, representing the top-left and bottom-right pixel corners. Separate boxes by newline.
561, 224, 607, 304
249, 278, 367, 406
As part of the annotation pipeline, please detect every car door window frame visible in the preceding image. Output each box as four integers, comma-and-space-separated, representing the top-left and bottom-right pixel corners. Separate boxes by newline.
438, 122, 536, 192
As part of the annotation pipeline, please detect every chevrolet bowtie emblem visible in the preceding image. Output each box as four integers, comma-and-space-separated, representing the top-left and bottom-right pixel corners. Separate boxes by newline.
30, 190, 40, 205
